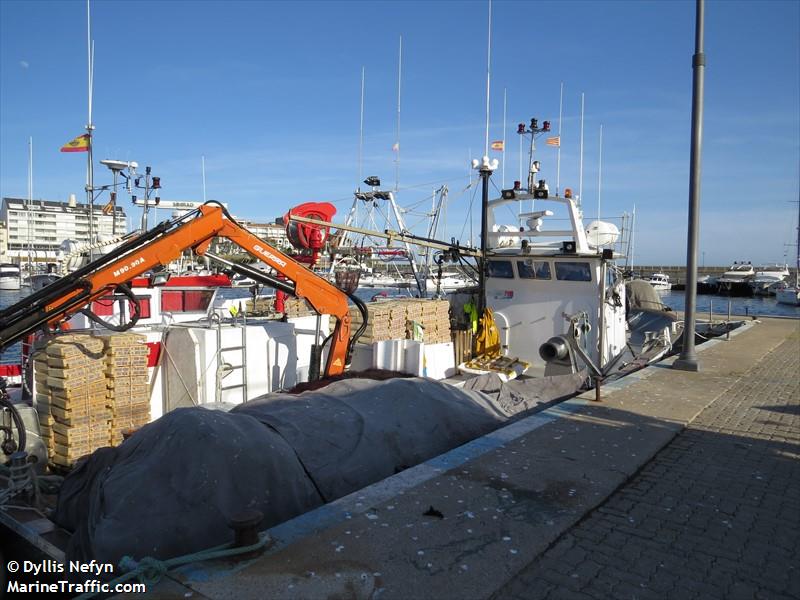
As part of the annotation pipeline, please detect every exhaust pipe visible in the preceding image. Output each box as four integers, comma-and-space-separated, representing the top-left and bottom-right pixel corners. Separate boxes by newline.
539, 336, 570, 362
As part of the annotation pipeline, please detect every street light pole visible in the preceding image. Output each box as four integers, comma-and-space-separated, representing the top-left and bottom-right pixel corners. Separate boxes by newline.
674, 0, 706, 372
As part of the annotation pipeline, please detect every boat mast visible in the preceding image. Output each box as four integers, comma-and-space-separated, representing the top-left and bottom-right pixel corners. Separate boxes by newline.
579, 92, 584, 212
597, 123, 603, 222
394, 36, 402, 193
629, 204, 637, 270
359, 66, 365, 188
202, 155, 207, 202
794, 193, 800, 288
502, 87, 507, 189
483, 0, 492, 158
27, 136, 33, 272
334, 67, 368, 269
476, 0, 497, 316
86, 1, 95, 259
556, 81, 563, 196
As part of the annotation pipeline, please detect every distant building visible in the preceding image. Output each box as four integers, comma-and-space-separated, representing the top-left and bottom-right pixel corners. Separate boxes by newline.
0, 196, 127, 263
236, 219, 290, 250
0, 221, 8, 259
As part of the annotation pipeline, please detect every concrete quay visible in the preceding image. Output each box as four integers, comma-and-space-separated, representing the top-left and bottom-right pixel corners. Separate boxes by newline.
148, 317, 799, 600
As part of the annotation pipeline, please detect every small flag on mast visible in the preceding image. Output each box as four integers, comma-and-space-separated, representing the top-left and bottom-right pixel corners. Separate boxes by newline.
392, 142, 399, 151
60, 134, 90, 153
102, 199, 114, 215
491, 140, 504, 151
545, 136, 561, 147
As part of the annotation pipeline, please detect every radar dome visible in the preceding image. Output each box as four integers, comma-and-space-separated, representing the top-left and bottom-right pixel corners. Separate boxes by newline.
586, 220, 620, 247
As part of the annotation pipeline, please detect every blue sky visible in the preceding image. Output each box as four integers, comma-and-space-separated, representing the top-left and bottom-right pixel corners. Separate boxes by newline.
1, 0, 798, 266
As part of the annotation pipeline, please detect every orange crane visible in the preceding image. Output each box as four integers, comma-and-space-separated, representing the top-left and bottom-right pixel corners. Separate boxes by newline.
0, 202, 364, 377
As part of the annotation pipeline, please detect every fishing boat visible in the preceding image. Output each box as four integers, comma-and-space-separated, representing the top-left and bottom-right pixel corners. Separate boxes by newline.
0, 175, 729, 582
0, 123, 701, 580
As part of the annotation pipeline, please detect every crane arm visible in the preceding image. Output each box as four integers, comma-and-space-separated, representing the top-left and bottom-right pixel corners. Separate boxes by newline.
209, 212, 351, 376
0, 204, 354, 377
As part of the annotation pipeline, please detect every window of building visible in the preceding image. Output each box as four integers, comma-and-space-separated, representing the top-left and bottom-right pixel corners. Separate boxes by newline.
487, 260, 515, 279
517, 260, 552, 280
555, 262, 593, 282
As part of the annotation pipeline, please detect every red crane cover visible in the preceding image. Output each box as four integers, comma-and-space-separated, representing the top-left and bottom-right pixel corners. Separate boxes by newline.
284, 202, 337, 251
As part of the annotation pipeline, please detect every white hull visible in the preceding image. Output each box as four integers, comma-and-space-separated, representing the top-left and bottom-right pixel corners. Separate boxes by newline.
0, 275, 21, 291
644, 273, 672, 292
426, 277, 474, 293
775, 287, 800, 306
751, 280, 784, 296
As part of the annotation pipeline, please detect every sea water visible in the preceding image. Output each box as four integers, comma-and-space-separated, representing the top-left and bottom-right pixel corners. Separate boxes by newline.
660, 290, 800, 319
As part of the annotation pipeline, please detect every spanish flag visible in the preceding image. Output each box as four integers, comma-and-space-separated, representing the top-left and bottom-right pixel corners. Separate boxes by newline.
545, 136, 560, 147
60, 134, 90, 153
491, 140, 504, 151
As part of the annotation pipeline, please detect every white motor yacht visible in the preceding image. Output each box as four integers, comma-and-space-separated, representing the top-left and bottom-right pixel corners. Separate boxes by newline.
426, 271, 475, 293
0, 263, 21, 291
643, 272, 672, 292
750, 264, 790, 296
717, 262, 755, 296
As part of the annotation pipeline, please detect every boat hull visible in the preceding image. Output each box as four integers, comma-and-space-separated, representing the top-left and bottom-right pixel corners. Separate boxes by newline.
717, 280, 753, 297
775, 287, 800, 306
0, 276, 21, 291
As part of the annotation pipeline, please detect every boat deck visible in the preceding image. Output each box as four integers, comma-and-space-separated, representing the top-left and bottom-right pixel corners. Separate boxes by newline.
134, 316, 798, 599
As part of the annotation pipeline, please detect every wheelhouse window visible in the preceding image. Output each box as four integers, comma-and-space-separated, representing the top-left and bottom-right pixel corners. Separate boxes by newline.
92, 295, 152, 319
517, 260, 551, 280
487, 260, 514, 279
161, 289, 214, 312
128, 297, 152, 319
91, 296, 115, 316
555, 262, 593, 282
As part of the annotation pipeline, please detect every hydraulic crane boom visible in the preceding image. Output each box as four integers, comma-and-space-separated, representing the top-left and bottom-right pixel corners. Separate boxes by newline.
0, 203, 357, 377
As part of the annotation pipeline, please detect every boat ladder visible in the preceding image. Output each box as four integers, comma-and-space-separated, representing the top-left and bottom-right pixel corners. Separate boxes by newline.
215, 313, 249, 404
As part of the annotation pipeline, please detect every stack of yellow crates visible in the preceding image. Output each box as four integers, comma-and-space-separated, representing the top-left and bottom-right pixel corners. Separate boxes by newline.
283, 297, 316, 318
35, 335, 111, 469
33, 354, 54, 458
348, 299, 452, 344
416, 299, 452, 343
102, 333, 150, 446
349, 301, 406, 343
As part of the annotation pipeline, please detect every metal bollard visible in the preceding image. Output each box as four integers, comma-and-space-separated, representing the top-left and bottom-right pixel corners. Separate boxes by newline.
727, 300, 732, 340
709, 300, 713, 324
593, 376, 603, 402
228, 508, 265, 558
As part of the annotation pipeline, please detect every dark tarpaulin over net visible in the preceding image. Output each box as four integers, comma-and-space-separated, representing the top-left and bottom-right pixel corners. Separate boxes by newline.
53, 377, 509, 565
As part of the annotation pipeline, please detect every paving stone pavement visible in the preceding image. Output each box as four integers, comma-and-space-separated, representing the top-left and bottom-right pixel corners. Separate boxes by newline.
495, 333, 800, 600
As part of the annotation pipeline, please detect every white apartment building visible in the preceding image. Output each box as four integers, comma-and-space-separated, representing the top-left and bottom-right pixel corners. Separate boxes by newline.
0, 221, 8, 258
236, 219, 290, 250
1, 197, 127, 263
